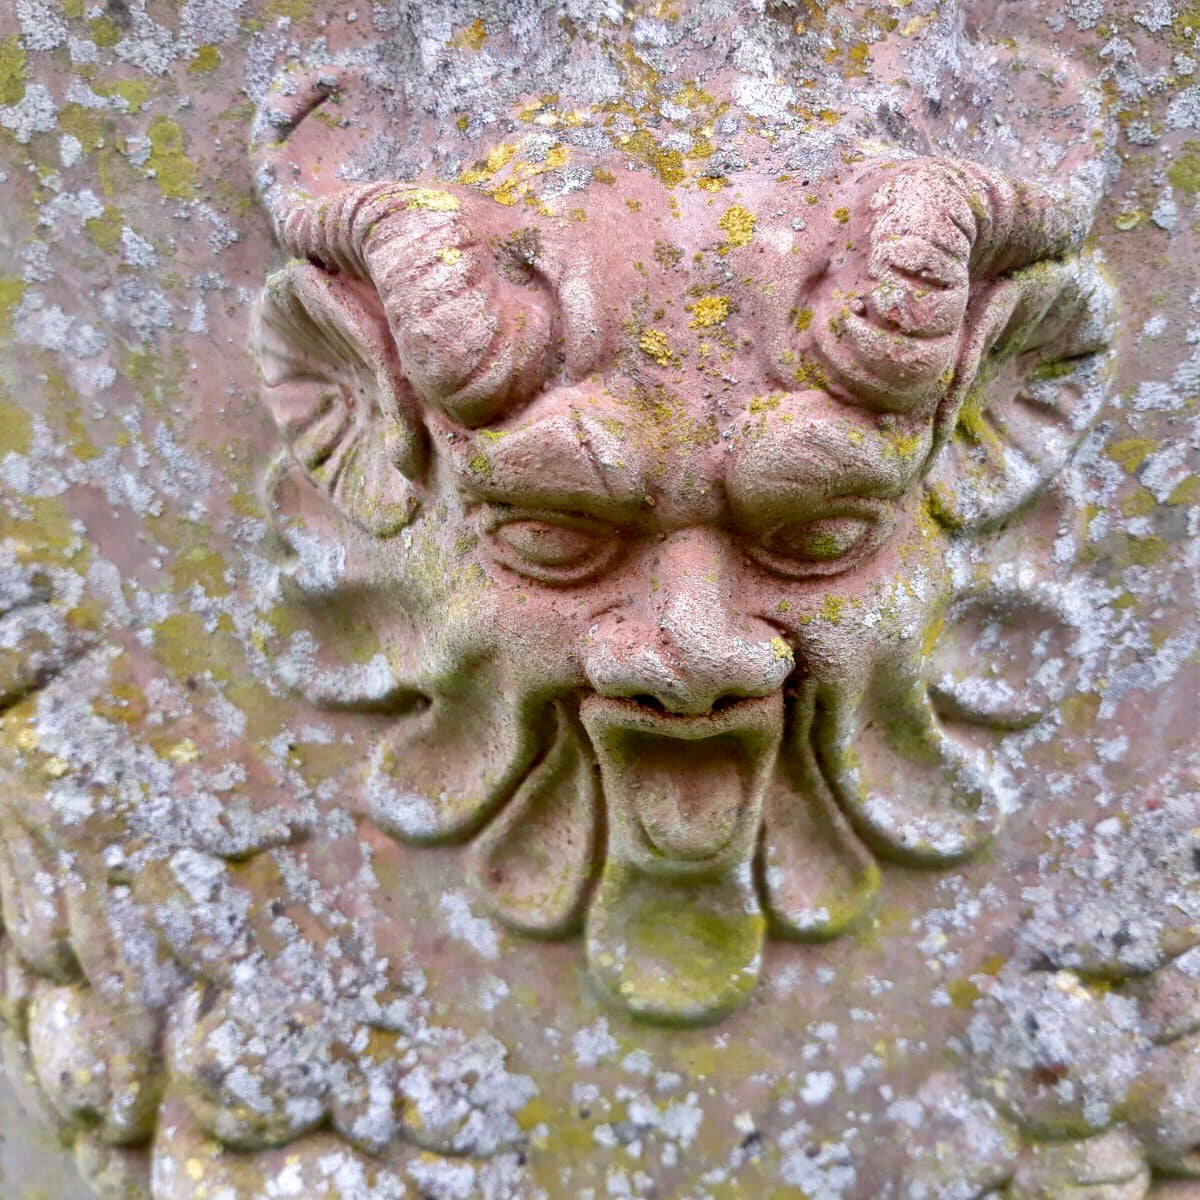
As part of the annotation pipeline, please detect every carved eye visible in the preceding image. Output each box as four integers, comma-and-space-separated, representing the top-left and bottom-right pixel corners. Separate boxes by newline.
869, 236, 969, 337
747, 514, 878, 578
485, 511, 622, 584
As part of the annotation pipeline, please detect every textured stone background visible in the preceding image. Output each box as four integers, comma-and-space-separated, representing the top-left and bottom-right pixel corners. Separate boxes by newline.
0, 0, 1199, 1196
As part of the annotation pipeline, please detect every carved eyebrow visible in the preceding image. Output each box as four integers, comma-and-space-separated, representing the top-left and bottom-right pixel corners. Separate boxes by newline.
727, 401, 930, 524
444, 408, 650, 522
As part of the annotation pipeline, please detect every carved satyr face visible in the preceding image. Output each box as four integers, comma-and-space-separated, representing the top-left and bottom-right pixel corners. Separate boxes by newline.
252, 121, 1112, 1022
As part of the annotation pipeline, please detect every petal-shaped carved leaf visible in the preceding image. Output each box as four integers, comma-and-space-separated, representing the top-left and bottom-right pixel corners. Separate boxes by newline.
253, 261, 424, 537
818, 675, 1004, 865
926, 586, 1078, 731
761, 688, 880, 939
468, 705, 599, 937
169, 983, 332, 1150
927, 255, 1114, 531
0, 797, 78, 981
363, 687, 548, 845
1007, 1131, 1150, 1199
26, 982, 163, 1143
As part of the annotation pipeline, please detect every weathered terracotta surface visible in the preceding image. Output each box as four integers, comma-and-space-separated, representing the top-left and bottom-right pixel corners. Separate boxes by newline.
0, 1, 1199, 1197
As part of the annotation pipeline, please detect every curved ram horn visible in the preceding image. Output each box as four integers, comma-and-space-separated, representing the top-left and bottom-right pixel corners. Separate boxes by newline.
253, 72, 557, 429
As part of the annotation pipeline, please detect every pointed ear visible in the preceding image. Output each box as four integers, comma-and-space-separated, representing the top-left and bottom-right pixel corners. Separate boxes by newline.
251, 261, 426, 537
925, 253, 1115, 531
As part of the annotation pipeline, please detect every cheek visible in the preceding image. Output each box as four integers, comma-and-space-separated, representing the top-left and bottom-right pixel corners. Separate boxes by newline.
455, 526, 605, 687
767, 513, 952, 683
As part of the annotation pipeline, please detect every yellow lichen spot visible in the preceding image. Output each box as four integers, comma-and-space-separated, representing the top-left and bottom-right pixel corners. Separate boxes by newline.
462, 18, 487, 50
793, 355, 829, 390
639, 328, 677, 366
770, 636, 793, 662
947, 977, 983, 1010
185, 1158, 205, 1182
404, 188, 462, 213
438, 246, 463, 265
688, 294, 730, 328
484, 142, 518, 174
820, 594, 846, 622
697, 176, 728, 192
793, 306, 814, 331
491, 179, 522, 207
833, 206, 850, 224
43, 756, 69, 779
458, 138, 529, 187
168, 738, 201, 764
545, 145, 570, 170
14, 728, 38, 753
718, 204, 756, 247
1114, 209, 1146, 231
618, 129, 686, 187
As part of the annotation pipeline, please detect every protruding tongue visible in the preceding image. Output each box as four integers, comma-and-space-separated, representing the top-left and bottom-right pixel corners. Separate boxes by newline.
585, 863, 765, 1025
579, 695, 782, 1023
580, 695, 782, 873
614, 731, 748, 861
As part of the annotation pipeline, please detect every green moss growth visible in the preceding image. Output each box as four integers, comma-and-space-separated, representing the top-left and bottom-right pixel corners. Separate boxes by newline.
57, 104, 108, 153
1168, 475, 1200, 506
1169, 141, 1200, 196
145, 117, 198, 199
0, 396, 31, 456
265, 0, 316, 19
89, 16, 121, 46
1105, 436, 1157, 473
84, 206, 124, 253
0, 38, 26, 107
0, 277, 24, 338
1120, 486, 1156, 517
188, 45, 222, 74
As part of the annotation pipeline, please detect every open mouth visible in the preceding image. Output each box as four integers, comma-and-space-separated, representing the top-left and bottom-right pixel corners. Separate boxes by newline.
579, 692, 784, 874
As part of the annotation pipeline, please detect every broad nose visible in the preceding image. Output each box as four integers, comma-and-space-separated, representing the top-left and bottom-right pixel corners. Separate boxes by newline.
584, 528, 793, 715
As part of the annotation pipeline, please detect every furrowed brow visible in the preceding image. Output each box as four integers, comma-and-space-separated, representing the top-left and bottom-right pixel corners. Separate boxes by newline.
444, 409, 650, 522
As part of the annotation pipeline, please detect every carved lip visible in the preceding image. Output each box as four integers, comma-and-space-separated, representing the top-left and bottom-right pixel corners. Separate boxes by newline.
580, 693, 784, 875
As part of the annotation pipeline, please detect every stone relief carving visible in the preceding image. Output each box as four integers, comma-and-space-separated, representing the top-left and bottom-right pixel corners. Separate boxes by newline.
2, 2, 1199, 1198
251, 70, 1114, 1025
894, 769, 1200, 1199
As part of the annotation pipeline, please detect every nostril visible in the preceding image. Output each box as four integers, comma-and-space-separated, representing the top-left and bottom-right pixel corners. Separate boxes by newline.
711, 693, 747, 715
628, 693, 669, 714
